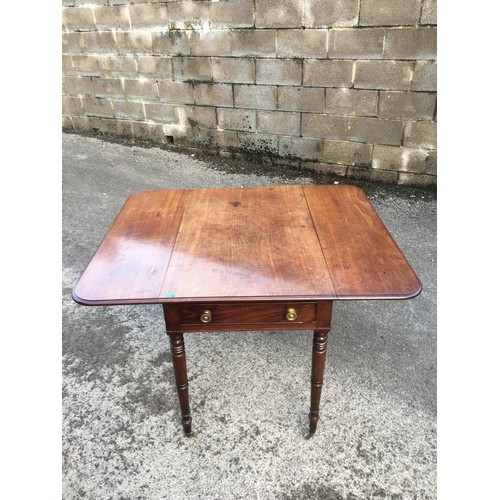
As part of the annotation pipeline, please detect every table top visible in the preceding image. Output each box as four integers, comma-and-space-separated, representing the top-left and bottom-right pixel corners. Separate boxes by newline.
72, 184, 421, 305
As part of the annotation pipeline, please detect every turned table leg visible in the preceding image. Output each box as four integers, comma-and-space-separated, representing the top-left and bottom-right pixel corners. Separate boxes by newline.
306, 329, 330, 438
167, 332, 195, 437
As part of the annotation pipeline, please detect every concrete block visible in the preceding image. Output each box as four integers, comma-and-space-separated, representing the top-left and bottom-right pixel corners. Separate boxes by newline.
326, 88, 378, 117
132, 121, 167, 142
129, 3, 169, 29
173, 57, 212, 82
80, 96, 114, 118
63, 75, 94, 96
167, 2, 210, 30
345, 165, 372, 181
152, 30, 191, 56
184, 105, 218, 129
81, 32, 116, 54
398, 172, 436, 187
144, 102, 179, 123
63, 6, 95, 31
111, 120, 134, 139
131, 120, 153, 140
421, 0, 437, 24
277, 29, 328, 59
101, 55, 137, 78
302, 161, 348, 177
323, 139, 373, 166
330, 28, 384, 59
234, 85, 277, 110
257, 111, 301, 135
137, 56, 172, 79
348, 117, 404, 146
62, 96, 83, 115
94, 5, 131, 30
411, 61, 437, 92
115, 31, 153, 55
124, 78, 159, 100
62, 32, 85, 55
194, 83, 233, 107
70, 115, 91, 132
304, 0, 359, 28
256, 59, 302, 86
191, 30, 232, 57
303, 60, 353, 87
62, 116, 75, 130
372, 144, 428, 173
158, 81, 195, 104
238, 133, 280, 156
112, 100, 145, 121
425, 150, 437, 175
93, 77, 125, 99
213, 58, 255, 84
404, 121, 437, 149
302, 114, 350, 139
360, 0, 422, 26
279, 136, 323, 160
92, 117, 125, 136
231, 30, 277, 57
379, 91, 436, 120
193, 128, 239, 149
385, 27, 437, 60
84, 116, 105, 133
370, 169, 399, 183
62, 55, 74, 75
70, 55, 102, 77
256, 0, 303, 28
218, 108, 257, 132
355, 60, 413, 90
210, 0, 254, 28
278, 87, 325, 113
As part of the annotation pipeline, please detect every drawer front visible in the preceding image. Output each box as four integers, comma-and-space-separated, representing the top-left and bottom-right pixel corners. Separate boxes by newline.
179, 302, 317, 328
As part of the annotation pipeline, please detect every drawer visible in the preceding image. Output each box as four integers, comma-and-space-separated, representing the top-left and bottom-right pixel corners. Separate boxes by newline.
179, 302, 318, 328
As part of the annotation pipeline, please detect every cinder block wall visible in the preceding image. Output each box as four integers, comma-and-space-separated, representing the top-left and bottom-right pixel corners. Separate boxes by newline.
62, 0, 437, 187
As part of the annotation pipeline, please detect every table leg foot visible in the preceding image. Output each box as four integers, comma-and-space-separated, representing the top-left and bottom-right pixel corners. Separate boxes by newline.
304, 430, 316, 440
307, 329, 329, 436
181, 411, 193, 435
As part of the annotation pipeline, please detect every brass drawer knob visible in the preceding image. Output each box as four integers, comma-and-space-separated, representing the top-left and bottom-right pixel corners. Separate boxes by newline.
200, 310, 212, 323
286, 308, 297, 321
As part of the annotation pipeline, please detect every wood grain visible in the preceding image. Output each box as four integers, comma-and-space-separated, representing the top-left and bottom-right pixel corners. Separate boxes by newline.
72, 189, 188, 305
72, 184, 421, 305
159, 185, 335, 300
303, 185, 421, 299
181, 301, 316, 324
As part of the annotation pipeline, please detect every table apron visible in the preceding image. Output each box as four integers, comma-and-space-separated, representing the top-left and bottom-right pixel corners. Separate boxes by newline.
163, 300, 333, 333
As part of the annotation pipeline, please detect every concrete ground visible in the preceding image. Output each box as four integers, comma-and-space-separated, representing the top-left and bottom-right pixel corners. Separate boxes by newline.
62, 132, 437, 500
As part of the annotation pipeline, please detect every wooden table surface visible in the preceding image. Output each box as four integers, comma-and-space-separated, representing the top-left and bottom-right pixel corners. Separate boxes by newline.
72, 184, 421, 306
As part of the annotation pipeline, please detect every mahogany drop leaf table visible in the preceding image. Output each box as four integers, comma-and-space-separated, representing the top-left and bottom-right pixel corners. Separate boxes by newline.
72, 184, 421, 437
